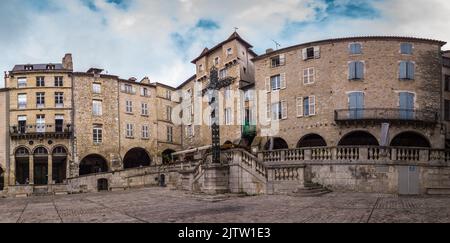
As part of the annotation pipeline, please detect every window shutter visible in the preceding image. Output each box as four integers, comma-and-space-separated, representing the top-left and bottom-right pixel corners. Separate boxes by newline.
310, 68, 315, 83
349, 62, 355, 80
302, 48, 308, 60
280, 73, 286, 89
281, 100, 288, 119
303, 69, 308, 84
399, 62, 407, 79
408, 62, 415, 79
280, 54, 286, 66
309, 96, 316, 116
297, 97, 303, 117
314, 46, 320, 59
266, 103, 271, 121
357, 62, 364, 79
265, 77, 271, 93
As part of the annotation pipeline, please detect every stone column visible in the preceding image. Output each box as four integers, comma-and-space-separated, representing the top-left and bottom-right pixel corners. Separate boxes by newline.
48, 155, 53, 185
29, 156, 34, 185
9, 155, 15, 186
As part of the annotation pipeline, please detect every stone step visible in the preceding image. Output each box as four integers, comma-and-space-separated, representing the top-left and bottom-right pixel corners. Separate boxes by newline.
427, 188, 450, 195
295, 188, 329, 194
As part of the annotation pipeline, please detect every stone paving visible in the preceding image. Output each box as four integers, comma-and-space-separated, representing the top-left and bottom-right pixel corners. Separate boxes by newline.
1, 188, 450, 223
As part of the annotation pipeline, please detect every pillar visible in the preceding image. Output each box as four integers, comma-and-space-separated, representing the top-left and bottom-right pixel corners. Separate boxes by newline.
29, 156, 34, 185
9, 155, 15, 186
48, 155, 53, 185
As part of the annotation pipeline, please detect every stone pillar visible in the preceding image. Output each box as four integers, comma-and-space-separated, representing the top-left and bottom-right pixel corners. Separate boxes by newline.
9, 155, 15, 186
304, 149, 312, 161
29, 156, 34, 185
48, 155, 53, 185
360, 147, 368, 161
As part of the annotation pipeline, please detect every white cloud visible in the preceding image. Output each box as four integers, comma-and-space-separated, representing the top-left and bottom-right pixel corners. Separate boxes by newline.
0, 0, 449, 89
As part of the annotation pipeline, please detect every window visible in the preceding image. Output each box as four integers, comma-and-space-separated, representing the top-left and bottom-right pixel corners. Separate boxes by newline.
399, 92, 415, 119
141, 103, 148, 116
18, 94, 27, 109
55, 77, 63, 87
297, 96, 316, 117
166, 90, 172, 100
142, 125, 149, 139
167, 126, 173, 143
271, 101, 287, 121
219, 68, 228, 79
184, 106, 193, 124
224, 86, 231, 99
18, 78, 27, 88
93, 83, 101, 94
18, 116, 27, 134
186, 125, 194, 138
93, 125, 103, 144
198, 64, 204, 72
126, 124, 134, 138
55, 115, 64, 133
226, 48, 233, 56
47, 65, 55, 70
225, 108, 232, 125
166, 106, 172, 121
349, 43, 362, 55
401, 43, 413, 55
244, 90, 252, 101
399, 61, 415, 80
445, 75, 450, 92
214, 57, 220, 66
349, 61, 364, 80
303, 68, 315, 84
36, 92, 45, 108
36, 115, 45, 133
122, 84, 134, 94
267, 74, 286, 91
36, 77, 45, 87
126, 100, 133, 113
445, 100, 450, 121
25, 65, 33, 71
348, 92, 365, 119
141, 87, 149, 97
302, 46, 320, 60
271, 54, 285, 67
93, 100, 102, 116
55, 92, 64, 108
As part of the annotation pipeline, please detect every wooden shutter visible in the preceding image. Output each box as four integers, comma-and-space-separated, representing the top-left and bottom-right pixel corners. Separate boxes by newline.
297, 97, 303, 117
407, 62, 415, 79
356, 62, 364, 79
280, 54, 286, 66
281, 100, 288, 119
280, 73, 286, 89
399, 62, 407, 79
314, 46, 320, 59
302, 48, 308, 60
309, 96, 316, 116
303, 69, 308, 84
265, 77, 271, 93
266, 103, 271, 121
349, 62, 355, 80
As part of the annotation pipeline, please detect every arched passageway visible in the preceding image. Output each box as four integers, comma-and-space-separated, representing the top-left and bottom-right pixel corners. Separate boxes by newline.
52, 146, 67, 184
79, 154, 108, 176
338, 131, 379, 146
162, 149, 176, 165
297, 134, 327, 148
264, 137, 289, 150
390, 132, 431, 148
123, 148, 151, 169
33, 147, 48, 185
15, 147, 30, 185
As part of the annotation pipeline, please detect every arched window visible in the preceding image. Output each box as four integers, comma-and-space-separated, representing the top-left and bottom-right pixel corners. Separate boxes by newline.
391, 132, 430, 148
80, 154, 108, 176
297, 134, 327, 148
338, 131, 379, 146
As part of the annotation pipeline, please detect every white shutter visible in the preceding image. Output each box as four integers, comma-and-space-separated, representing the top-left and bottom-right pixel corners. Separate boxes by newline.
309, 96, 316, 116
265, 77, 271, 93
280, 73, 286, 89
297, 97, 303, 117
314, 46, 321, 59
302, 48, 308, 60
280, 54, 286, 66
281, 100, 288, 119
267, 103, 271, 121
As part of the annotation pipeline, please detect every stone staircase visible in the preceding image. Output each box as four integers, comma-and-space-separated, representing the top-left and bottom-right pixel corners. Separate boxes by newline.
290, 183, 331, 197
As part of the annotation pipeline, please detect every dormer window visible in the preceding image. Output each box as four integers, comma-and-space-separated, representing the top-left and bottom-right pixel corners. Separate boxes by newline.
46, 65, 55, 70
214, 57, 220, 66
227, 48, 233, 56
24, 65, 33, 71
198, 64, 204, 72
271, 54, 286, 67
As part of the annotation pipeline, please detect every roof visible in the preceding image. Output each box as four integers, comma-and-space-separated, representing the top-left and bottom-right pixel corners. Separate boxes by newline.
12, 63, 66, 73
177, 75, 197, 89
153, 82, 177, 90
253, 36, 447, 61
191, 32, 257, 64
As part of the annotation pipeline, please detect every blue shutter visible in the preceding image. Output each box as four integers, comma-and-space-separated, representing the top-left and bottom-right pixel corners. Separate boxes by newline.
407, 62, 415, 79
349, 62, 355, 80
349, 92, 364, 119
400, 92, 414, 119
399, 62, 407, 79
356, 62, 364, 79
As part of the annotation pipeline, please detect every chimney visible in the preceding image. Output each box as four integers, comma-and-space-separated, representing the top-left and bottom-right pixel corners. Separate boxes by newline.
266, 48, 274, 54
62, 53, 73, 70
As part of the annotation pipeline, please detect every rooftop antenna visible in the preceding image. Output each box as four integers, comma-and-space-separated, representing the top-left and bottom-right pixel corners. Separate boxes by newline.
272, 40, 281, 50
234, 27, 239, 32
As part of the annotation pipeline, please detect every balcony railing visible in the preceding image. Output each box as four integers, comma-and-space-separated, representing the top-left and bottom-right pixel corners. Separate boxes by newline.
10, 123, 72, 139
335, 108, 438, 124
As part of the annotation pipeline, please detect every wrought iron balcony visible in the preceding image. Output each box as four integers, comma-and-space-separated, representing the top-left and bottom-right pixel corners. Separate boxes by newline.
10, 124, 72, 139
335, 108, 439, 125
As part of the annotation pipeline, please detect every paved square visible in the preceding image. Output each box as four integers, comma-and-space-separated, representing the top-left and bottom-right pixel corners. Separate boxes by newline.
1, 188, 450, 223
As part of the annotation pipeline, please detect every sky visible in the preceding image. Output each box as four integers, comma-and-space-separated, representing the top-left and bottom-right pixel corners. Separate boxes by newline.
0, 0, 449, 88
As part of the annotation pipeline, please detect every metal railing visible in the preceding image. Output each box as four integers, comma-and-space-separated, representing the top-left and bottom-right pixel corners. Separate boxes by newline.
10, 124, 72, 135
335, 108, 438, 124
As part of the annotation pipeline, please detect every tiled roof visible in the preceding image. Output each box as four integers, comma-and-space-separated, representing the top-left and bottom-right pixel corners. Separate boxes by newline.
12, 63, 65, 72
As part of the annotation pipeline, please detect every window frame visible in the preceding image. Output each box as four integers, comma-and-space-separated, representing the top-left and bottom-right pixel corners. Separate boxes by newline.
93, 125, 103, 144
92, 100, 103, 116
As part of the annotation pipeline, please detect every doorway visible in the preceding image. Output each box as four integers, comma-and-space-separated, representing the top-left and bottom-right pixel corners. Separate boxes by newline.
398, 166, 420, 195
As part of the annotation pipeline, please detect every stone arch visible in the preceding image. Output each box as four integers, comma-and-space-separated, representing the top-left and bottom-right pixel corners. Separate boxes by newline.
33, 146, 49, 185
52, 146, 68, 184
338, 131, 379, 146
123, 147, 152, 169
297, 134, 327, 148
162, 149, 176, 165
15, 147, 30, 185
0, 166, 4, 191
264, 137, 289, 151
390, 131, 431, 148
79, 154, 109, 176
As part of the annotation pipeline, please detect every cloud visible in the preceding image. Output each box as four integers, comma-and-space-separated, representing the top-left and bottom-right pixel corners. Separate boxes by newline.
0, 0, 449, 89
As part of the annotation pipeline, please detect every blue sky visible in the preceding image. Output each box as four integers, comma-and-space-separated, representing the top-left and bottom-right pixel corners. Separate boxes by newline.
0, 0, 449, 88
